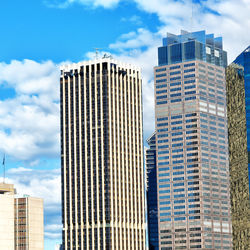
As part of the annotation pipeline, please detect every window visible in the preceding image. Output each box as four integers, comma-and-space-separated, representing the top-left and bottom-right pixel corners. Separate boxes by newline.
185, 90, 196, 95
156, 89, 168, 94
174, 199, 185, 204
170, 71, 181, 76
156, 84, 167, 89
184, 63, 195, 67
173, 182, 184, 187
157, 117, 168, 121
156, 73, 167, 78
157, 95, 167, 99
184, 79, 195, 84
171, 93, 181, 97
174, 211, 185, 215
172, 132, 183, 136
159, 167, 170, 172
156, 79, 167, 83
160, 206, 171, 210
174, 205, 185, 209
170, 76, 181, 81
184, 68, 195, 73
185, 85, 196, 90
158, 150, 170, 154
171, 98, 182, 103
158, 128, 168, 132
170, 87, 181, 92
172, 143, 183, 147
156, 67, 166, 72
158, 139, 169, 144
185, 96, 196, 101
170, 65, 181, 70
174, 217, 186, 221
172, 137, 183, 142
170, 81, 181, 87
171, 120, 182, 125
184, 74, 195, 79
158, 134, 169, 138
172, 148, 183, 153
158, 122, 168, 127
157, 101, 168, 105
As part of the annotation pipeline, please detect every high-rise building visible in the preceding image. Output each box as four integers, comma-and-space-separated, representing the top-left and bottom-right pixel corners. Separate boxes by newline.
226, 48, 250, 249
60, 58, 146, 249
145, 132, 159, 250
233, 47, 250, 198
0, 183, 44, 250
0, 183, 15, 250
154, 30, 232, 249
14, 196, 44, 250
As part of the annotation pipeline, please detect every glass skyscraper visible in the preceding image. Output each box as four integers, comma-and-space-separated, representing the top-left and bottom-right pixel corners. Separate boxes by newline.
226, 48, 250, 249
154, 30, 232, 249
234, 46, 250, 195
146, 132, 159, 250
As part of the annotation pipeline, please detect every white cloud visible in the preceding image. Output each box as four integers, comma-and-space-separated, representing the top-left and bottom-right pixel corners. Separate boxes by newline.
106, 0, 250, 141
46, 0, 120, 8
0, 60, 60, 161
132, 0, 250, 62
110, 28, 157, 51
121, 15, 143, 26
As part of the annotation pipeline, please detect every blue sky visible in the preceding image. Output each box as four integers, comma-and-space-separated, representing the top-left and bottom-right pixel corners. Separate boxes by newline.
0, 0, 250, 249
0, 0, 159, 63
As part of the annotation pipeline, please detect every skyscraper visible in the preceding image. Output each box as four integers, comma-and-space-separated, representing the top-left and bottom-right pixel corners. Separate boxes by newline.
154, 30, 232, 249
60, 57, 146, 249
226, 48, 250, 249
233, 47, 250, 198
145, 132, 159, 250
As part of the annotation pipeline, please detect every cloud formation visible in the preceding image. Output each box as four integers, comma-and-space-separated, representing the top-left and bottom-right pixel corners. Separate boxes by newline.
46, 0, 120, 8
107, 0, 250, 140
0, 60, 60, 161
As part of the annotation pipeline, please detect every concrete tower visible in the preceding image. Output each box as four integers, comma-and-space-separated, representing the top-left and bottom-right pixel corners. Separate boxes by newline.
60, 58, 146, 249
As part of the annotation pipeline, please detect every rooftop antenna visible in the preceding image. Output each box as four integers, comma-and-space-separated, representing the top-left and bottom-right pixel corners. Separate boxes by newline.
94, 48, 102, 60
2, 153, 5, 183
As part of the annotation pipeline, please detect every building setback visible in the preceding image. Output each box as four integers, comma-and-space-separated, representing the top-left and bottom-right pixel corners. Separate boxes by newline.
226, 50, 250, 249
60, 58, 146, 249
154, 30, 232, 249
145, 132, 159, 250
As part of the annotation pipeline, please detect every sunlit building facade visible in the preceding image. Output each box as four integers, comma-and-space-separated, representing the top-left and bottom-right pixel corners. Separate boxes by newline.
60, 58, 146, 249
0, 183, 44, 250
154, 30, 232, 249
14, 196, 44, 250
226, 48, 250, 249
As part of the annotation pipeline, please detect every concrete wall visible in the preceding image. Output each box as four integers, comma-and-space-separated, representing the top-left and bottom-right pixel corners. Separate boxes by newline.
0, 193, 14, 250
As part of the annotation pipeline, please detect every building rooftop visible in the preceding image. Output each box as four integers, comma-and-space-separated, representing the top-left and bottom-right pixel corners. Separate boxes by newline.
0, 183, 15, 195
60, 56, 140, 72
158, 30, 227, 67
163, 30, 223, 49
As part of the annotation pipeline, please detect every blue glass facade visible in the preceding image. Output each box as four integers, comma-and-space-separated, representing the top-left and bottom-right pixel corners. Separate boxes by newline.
158, 30, 227, 67
146, 133, 159, 250
234, 46, 250, 197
